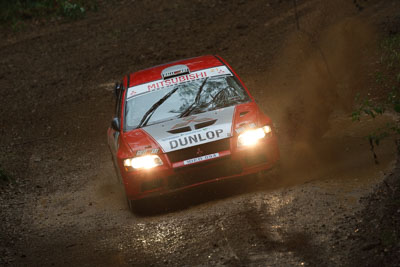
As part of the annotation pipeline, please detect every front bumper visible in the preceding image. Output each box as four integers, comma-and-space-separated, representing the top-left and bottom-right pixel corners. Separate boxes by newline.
121, 136, 279, 200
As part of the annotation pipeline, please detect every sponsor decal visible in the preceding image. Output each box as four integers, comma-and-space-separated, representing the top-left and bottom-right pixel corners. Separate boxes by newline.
142, 106, 235, 153
169, 129, 223, 150
127, 66, 232, 99
183, 153, 219, 165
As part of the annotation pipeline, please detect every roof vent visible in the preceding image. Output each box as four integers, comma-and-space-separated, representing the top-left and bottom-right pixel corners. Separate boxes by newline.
161, 65, 190, 80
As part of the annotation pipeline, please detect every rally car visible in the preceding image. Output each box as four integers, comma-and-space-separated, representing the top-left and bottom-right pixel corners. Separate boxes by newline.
107, 55, 279, 210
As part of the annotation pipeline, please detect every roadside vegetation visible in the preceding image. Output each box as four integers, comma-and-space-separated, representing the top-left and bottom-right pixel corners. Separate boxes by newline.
0, 0, 99, 30
0, 166, 12, 185
352, 33, 400, 161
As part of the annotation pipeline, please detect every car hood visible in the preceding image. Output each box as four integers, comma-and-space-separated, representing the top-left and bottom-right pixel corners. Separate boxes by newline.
142, 106, 235, 153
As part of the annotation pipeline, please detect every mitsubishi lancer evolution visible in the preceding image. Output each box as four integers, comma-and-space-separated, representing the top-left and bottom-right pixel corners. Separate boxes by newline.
107, 55, 280, 210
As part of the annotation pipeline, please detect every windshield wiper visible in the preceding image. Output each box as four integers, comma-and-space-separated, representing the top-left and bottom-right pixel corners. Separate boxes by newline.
179, 77, 209, 118
137, 87, 179, 128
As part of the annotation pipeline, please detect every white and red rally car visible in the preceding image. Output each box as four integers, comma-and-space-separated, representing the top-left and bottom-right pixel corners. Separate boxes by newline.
107, 55, 279, 210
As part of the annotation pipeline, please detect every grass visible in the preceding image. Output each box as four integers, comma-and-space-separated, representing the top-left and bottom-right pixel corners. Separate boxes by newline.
0, 166, 12, 184
351, 33, 400, 162
381, 34, 400, 71
381, 229, 398, 247
352, 33, 400, 142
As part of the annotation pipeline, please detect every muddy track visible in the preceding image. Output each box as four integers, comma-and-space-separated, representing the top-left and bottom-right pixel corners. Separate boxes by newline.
1, 0, 400, 266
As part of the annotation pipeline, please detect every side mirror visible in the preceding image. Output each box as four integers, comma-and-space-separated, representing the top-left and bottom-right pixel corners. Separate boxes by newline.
111, 117, 120, 131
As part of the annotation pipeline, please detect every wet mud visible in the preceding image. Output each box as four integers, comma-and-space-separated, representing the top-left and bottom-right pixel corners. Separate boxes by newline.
1, 0, 400, 266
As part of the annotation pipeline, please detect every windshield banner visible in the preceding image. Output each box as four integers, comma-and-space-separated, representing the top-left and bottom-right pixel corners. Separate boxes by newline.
127, 66, 232, 99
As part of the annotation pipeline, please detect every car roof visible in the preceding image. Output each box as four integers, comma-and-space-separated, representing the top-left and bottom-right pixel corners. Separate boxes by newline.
127, 55, 224, 87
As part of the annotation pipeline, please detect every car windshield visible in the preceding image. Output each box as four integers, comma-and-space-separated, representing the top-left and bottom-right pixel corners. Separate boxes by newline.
124, 75, 250, 131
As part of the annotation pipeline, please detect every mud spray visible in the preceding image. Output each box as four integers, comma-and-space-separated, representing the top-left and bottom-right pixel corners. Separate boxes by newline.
259, 3, 394, 185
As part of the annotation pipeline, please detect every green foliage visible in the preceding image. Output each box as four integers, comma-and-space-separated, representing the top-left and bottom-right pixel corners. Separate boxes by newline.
381, 229, 398, 247
0, 166, 12, 184
381, 34, 400, 70
0, 0, 98, 26
351, 93, 386, 122
352, 34, 400, 156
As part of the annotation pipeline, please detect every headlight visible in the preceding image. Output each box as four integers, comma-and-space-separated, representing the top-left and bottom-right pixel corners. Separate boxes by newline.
123, 155, 163, 171
237, 125, 272, 147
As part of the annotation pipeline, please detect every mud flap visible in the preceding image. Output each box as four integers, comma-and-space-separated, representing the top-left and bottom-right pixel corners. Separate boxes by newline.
127, 197, 136, 212
256, 162, 281, 185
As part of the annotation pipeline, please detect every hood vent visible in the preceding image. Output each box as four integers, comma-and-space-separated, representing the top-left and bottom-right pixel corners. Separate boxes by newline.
167, 119, 217, 134
240, 111, 249, 117
194, 119, 217, 129
167, 126, 191, 134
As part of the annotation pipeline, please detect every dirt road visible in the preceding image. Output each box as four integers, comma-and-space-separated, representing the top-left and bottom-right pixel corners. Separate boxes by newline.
1, 0, 400, 266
